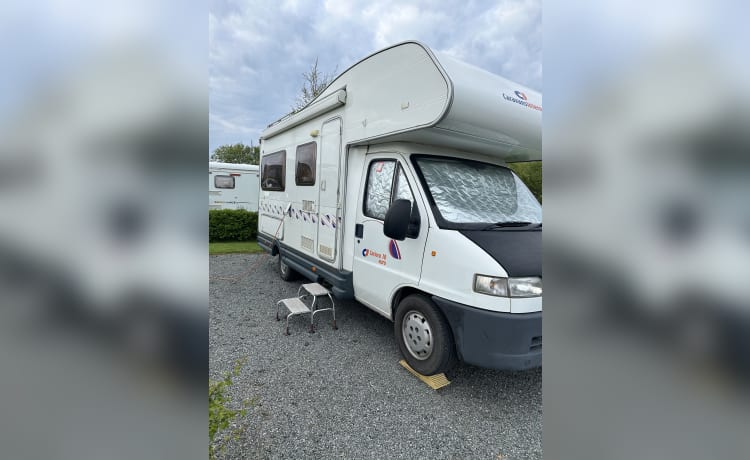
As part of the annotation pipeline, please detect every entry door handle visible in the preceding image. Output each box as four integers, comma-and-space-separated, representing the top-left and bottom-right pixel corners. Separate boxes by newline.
355, 223, 363, 238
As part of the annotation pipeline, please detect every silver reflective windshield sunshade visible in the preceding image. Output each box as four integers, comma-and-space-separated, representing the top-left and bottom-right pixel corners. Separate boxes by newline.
416, 157, 542, 224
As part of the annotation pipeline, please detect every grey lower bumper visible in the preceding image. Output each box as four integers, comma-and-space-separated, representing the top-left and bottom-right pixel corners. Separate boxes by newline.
432, 296, 542, 371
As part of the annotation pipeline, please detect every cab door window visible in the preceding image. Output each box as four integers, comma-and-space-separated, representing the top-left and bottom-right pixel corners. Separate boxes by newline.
363, 160, 415, 220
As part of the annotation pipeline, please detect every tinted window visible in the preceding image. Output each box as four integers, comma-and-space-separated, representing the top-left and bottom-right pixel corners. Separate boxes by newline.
295, 142, 317, 186
261, 150, 286, 191
214, 175, 235, 189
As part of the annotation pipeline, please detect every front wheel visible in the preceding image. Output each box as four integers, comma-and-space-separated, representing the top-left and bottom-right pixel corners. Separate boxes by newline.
394, 294, 457, 375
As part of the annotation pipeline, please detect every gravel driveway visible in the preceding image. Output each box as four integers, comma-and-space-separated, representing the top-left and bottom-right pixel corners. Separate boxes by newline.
210, 253, 542, 459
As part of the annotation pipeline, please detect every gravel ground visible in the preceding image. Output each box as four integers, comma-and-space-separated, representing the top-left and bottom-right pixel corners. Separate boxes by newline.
210, 253, 542, 459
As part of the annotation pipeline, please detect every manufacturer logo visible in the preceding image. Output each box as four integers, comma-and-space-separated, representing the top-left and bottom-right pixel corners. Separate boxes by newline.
362, 248, 387, 265
502, 89, 542, 112
388, 240, 402, 260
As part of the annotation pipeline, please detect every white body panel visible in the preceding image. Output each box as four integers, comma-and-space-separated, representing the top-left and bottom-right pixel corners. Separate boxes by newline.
419, 228, 511, 313
209, 162, 259, 211
258, 41, 542, 320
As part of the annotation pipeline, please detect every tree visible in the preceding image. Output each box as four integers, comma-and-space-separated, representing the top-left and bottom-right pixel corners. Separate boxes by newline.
507, 161, 542, 203
293, 58, 337, 113
210, 143, 259, 165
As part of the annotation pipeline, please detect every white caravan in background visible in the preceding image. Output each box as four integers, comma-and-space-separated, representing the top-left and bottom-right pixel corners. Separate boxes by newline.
257, 41, 542, 375
209, 161, 260, 211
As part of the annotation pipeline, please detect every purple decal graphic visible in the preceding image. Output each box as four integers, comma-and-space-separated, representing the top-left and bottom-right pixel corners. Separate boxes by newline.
389, 240, 402, 260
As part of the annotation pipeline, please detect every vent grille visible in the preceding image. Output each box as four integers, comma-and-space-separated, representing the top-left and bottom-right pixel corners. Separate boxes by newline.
301, 236, 314, 250
319, 244, 333, 257
302, 200, 316, 212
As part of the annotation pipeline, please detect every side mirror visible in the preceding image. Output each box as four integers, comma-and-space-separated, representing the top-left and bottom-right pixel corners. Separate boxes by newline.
383, 199, 412, 240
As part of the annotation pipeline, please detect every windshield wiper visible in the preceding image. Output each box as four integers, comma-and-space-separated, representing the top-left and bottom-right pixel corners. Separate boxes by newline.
481, 221, 542, 230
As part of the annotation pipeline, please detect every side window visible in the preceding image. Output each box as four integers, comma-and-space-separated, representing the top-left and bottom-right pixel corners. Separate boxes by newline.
261, 150, 286, 191
364, 160, 396, 220
295, 142, 317, 186
363, 160, 416, 220
393, 166, 414, 203
214, 175, 235, 189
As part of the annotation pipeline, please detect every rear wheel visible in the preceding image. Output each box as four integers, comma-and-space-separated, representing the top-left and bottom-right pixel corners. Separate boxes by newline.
278, 254, 298, 281
394, 294, 457, 375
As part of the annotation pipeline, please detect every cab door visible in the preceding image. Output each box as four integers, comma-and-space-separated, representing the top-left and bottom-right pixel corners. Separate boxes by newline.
352, 154, 428, 317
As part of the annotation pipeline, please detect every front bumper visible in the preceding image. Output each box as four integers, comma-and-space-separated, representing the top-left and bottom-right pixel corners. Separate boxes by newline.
432, 296, 542, 371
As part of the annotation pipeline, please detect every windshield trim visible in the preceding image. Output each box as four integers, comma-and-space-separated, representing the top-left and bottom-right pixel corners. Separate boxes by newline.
410, 154, 541, 231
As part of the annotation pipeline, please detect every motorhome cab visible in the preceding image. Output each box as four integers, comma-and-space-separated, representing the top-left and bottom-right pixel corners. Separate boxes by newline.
209, 161, 260, 211
257, 41, 542, 375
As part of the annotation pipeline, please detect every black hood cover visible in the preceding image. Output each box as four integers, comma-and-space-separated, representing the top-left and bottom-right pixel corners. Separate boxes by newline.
459, 229, 542, 277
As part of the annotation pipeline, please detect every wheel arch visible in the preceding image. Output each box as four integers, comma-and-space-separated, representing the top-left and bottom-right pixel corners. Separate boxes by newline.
391, 285, 435, 319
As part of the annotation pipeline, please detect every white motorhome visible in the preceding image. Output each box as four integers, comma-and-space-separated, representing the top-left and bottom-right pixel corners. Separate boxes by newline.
209, 161, 260, 211
257, 41, 542, 375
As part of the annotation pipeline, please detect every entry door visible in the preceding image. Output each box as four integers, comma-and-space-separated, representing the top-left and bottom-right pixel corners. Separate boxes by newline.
316, 118, 342, 263
352, 154, 428, 317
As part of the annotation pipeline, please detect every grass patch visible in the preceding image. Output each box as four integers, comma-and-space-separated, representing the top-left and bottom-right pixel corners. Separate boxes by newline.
209, 241, 263, 255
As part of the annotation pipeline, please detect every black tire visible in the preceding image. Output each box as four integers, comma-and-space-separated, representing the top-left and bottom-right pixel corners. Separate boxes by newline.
394, 294, 457, 375
278, 254, 298, 281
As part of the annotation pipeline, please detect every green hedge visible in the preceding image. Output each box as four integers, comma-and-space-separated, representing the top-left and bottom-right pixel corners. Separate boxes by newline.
209, 209, 258, 242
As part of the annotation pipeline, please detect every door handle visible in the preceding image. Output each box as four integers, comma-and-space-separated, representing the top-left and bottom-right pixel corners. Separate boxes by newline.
355, 223, 363, 238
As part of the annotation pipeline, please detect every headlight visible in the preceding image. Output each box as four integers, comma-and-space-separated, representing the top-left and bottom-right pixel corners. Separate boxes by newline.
474, 275, 509, 296
508, 277, 543, 297
473, 275, 542, 298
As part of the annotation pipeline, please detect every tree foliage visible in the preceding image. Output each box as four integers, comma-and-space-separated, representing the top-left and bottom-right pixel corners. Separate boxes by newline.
293, 58, 337, 113
211, 143, 260, 165
507, 161, 542, 203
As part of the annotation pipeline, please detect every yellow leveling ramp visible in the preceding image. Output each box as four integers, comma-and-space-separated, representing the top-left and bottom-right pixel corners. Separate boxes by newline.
399, 360, 451, 390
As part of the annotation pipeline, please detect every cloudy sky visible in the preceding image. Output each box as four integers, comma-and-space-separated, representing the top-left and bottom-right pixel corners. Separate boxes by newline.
209, 0, 541, 155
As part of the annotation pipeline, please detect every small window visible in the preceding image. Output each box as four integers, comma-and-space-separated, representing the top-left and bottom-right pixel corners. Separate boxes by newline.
261, 150, 286, 191
393, 166, 414, 203
214, 175, 235, 189
295, 142, 317, 186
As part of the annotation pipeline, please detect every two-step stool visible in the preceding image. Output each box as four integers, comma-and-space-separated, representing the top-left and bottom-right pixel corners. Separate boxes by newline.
276, 283, 337, 335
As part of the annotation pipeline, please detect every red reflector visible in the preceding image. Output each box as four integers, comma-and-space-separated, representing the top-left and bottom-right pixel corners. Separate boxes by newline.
230, 173, 241, 176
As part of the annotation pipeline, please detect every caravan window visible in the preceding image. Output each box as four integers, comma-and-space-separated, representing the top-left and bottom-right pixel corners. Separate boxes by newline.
261, 150, 286, 191
214, 175, 235, 189
364, 160, 415, 220
295, 142, 317, 186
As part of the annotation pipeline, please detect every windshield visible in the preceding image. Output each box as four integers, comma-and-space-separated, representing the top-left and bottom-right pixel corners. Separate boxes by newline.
413, 156, 542, 227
